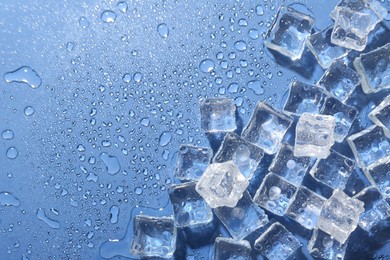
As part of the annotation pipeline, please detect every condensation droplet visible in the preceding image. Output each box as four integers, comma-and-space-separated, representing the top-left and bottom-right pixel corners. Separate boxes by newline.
2, 130, 14, 140
4, 66, 42, 89
101, 10, 117, 23
24, 106, 35, 116
157, 23, 169, 38
6, 147, 18, 159
199, 59, 215, 73
159, 132, 172, 147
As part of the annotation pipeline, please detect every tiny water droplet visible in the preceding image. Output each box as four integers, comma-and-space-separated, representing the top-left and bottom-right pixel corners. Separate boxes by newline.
122, 73, 132, 83
157, 23, 169, 38
24, 106, 35, 116
66, 42, 75, 52
133, 72, 143, 83
101, 10, 117, 23
4, 66, 42, 89
109, 205, 119, 224
117, 1, 128, 13
79, 16, 90, 28
140, 118, 150, 127
135, 187, 143, 195
159, 132, 172, 147
234, 41, 247, 51
199, 59, 215, 73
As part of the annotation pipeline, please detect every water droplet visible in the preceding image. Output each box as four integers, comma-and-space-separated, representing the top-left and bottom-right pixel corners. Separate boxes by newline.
248, 29, 259, 39
135, 187, 143, 195
234, 41, 247, 51
199, 59, 215, 73
256, 5, 264, 16
79, 16, 90, 28
101, 10, 117, 23
140, 118, 150, 127
247, 80, 264, 95
109, 205, 119, 224
117, 1, 128, 13
4, 66, 42, 89
133, 72, 143, 83
2, 130, 14, 140
6, 147, 18, 159
157, 23, 169, 38
100, 153, 121, 175
36, 208, 61, 229
24, 106, 35, 116
66, 42, 75, 52
0, 192, 20, 207
159, 132, 172, 147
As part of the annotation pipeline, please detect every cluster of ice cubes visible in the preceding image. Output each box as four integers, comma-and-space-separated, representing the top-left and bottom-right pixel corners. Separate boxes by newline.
129, 1, 390, 259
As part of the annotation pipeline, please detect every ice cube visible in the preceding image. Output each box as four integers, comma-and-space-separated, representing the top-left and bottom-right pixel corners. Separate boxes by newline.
320, 96, 358, 142
317, 60, 361, 103
353, 43, 390, 94
268, 143, 311, 186
283, 80, 325, 116
195, 161, 249, 208
310, 150, 355, 190
213, 132, 265, 180
253, 173, 298, 216
174, 145, 213, 181
307, 229, 347, 260
265, 5, 314, 60
200, 98, 237, 133
306, 26, 349, 69
214, 237, 251, 260
286, 187, 326, 230
366, 157, 390, 197
331, 7, 369, 51
347, 125, 390, 170
254, 222, 301, 259
214, 191, 269, 240
317, 189, 365, 244
369, 95, 390, 137
294, 113, 336, 158
242, 101, 293, 154
131, 215, 177, 259
168, 182, 213, 228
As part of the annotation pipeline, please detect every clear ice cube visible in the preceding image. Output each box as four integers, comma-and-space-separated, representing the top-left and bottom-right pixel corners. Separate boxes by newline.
214, 191, 269, 240
195, 161, 249, 208
369, 95, 390, 137
254, 222, 301, 259
307, 229, 347, 260
366, 157, 390, 197
200, 98, 237, 132
213, 132, 264, 180
268, 143, 311, 186
331, 7, 369, 51
168, 182, 213, 228
347, 125, 390, 170
294, 113, 336, 158
320, 96, 358, 143
265, 5, 314, 60
174, 144, 213, 181
306, 26, 349, 69
242, 101, 293, 154
353, 43, 390, 94
359, 199, 390, 231
317, 189, 365, 244
214, 237, 251, 260
253, 173, 298, 216
283, 80, 325, 116
317, 60, 361, 103
286, 186, 326, 230
310, 150, 355, 190
131, 215, 177, 259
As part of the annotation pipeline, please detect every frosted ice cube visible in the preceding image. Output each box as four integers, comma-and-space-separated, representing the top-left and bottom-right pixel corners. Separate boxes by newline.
253, 173, 298, 216
200, 98, 237, 132
168, 182, 213, 228
320, 96, 358, 143
354, 43, 390, 93
294, 113, 336, 158
131, 215, 176, 259
268, 143, 311, 186
213, 132, 264, 180
317, 189, 365, 244
347, 125, 390, 170
254, 222, 301, 259
306, 26, 349, 69
307, 229, 347, 260
331, 7, 369, 51
195, 161, 249, 208
369, 95, 390, 137
214, 191, 269, 240
265, 5, 314, 60
175, 145, 213, 181
359, 199, 390, 231
242, 101, 293, 154
283, 80, 325, 116
286, 187, 326, 230
366, 157, 390, 197
310, 150, 355, 190
317, 60, 361, 103
214, 237, 251, 260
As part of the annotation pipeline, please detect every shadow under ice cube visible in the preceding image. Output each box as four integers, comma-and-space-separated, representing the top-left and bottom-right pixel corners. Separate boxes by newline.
214, 237, 251, 260
200, 98, 237, 133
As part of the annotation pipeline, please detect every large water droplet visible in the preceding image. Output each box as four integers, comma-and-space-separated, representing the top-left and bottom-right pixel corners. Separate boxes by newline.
234, 41, 247, 51
199, 59, 215, 73
157, 23, 169, 38
2, 130, 14, 140
100, 153, 121, 175
247, 80, 264, 95
122, 73, 132, 83
36, 208, 61, 229
6, 147, 18, 159
24, 106, 35, 116
4, 66, 42, 89
133, 72, 143, 83
0, 192, 20, 207
109, 205, 119, 224
101, 10, 117, 23
140, 117, 150, 127
135, 187, 143, 195
117, 1, 128, 13
159, 132, 172, 147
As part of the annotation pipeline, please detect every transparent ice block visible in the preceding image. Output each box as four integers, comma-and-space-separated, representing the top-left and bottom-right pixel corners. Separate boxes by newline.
307, 229, 347, 260
214, 237, 251, 260
369, 95, 390, 137
200, 98, 237, 132
366, 157, 390, 197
